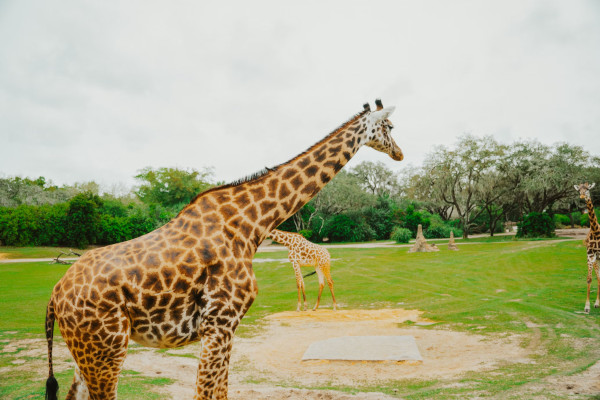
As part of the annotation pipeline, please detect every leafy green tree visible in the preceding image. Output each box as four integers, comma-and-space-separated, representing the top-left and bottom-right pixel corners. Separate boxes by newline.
351, 161, 400, 197
135, 167, 214, 208
323, 212, 375, 242
394, 204, 430, 236
66, 192, 103, 248
517, 212, 555, 238
0, 205, 39, 246
412, 135, 507, 238
37, 204, 68, 246
504, 141, 590, 214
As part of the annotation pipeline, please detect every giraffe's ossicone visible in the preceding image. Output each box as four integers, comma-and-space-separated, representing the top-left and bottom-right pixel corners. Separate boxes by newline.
269, 229, 337, 312
574, 182, 600, 314
44, 100, 402, 400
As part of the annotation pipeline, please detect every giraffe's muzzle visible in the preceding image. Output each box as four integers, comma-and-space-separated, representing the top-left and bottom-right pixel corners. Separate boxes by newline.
391, 148, 404, 161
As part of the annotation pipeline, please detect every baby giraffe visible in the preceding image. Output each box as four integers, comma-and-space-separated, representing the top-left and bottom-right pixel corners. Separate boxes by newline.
268, 229, 337, 311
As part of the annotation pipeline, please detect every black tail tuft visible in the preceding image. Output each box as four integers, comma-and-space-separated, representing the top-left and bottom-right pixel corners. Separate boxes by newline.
45, 375, 58, 400
45, 299, 58, 400
303, 271, 317, 278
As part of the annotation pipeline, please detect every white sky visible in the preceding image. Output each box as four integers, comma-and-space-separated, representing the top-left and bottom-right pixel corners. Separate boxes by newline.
1, 1, 599, 190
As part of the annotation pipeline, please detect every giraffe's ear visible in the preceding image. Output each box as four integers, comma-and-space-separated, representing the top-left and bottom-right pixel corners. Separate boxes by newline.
590, 183, 596, 190
574, 185, 580, 191
370, 106, 396, 123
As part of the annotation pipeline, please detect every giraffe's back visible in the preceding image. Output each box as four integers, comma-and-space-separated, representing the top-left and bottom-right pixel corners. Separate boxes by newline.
288, 240, 330, 267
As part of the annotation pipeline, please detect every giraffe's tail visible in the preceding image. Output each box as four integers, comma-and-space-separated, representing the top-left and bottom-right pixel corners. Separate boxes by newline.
303, 271, 317, 278
45, 298, 59, 400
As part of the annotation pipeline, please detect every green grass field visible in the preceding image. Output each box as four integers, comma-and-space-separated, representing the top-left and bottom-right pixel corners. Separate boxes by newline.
1, 239, 599, 399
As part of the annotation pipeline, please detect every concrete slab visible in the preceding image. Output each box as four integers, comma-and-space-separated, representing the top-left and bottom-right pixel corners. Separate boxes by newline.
302, 335, 422, 362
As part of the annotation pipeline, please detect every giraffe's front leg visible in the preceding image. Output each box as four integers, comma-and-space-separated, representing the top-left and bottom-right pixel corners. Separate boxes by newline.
584, 254, 595, 313
292, 262, 307, 311
195, 267, 257, 399
194, 323, 235, 400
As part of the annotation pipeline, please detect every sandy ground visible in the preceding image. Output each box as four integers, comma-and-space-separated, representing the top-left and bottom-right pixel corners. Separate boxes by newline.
2, 308, 600, 399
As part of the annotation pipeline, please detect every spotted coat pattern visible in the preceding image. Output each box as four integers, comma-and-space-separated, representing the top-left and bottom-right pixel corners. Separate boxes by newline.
44, 101, 402, 400
575, 183, 600, 313
269, 229, 337, 311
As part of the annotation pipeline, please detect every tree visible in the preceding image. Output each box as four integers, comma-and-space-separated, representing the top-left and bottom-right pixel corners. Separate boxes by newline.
66, 192, 103, 248
503, 141, 590, 214
414, 135, 506, 238
0, 176, 80, 207
135, 167, 215, 208
403, 167, 455, 220
351, 161, 400, 197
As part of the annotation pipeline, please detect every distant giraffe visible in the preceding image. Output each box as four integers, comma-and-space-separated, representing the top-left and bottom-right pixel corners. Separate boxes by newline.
574, 182, 599, 313
268, 229, 337, 311
45, 99, 402, 400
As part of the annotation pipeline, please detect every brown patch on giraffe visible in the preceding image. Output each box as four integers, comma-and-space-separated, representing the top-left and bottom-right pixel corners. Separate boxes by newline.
281, 168, 298, 180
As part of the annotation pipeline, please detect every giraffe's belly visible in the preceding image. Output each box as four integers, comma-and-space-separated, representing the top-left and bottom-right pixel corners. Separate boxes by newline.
127, 293, 203, 349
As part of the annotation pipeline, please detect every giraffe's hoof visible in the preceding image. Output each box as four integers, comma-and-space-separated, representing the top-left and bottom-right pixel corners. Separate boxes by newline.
584, 308, 590, 314
595, 304, 599, 308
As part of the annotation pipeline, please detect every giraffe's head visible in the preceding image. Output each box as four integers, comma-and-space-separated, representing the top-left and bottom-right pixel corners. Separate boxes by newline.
574, 182, 596, 200
363, 99, 403, 161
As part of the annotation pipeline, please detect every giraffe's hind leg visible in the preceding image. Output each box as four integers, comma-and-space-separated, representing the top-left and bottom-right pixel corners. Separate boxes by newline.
323, 263, 337, 311
65, 366, 89, 400
584, 253, 595, 313
312, 267, 325, 311
61, 311, 130, 400
313, 263, 337, 311
593, 258, 599, 308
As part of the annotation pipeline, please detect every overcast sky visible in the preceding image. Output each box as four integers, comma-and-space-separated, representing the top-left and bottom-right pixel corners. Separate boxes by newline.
1, 1, 599, 191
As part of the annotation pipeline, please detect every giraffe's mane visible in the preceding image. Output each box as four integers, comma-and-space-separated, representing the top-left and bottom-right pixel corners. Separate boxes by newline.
182, 108, 368, 210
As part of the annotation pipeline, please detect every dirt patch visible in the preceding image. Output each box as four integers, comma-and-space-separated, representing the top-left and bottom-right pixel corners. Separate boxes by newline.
556, 228, 589, 238
544, 360, 600, 396
233, 309, 530, 385
123, 309, 531, 398
5, 309, 586, 399
0, 253, 7, 260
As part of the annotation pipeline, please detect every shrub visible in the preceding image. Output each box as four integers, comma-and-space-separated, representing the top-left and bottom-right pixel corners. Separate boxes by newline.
65, 192, 103, 248
517, 212, 555, 238
0, 205, 40, 246
391, 227, 412, 243
421, 214, 462, 238
393, 204, 430, 236
424, 225, 462, 239
363, 207, 395, 240
323, 212, 376, 243
37, 204, 68, 246
553, 214, 571, 227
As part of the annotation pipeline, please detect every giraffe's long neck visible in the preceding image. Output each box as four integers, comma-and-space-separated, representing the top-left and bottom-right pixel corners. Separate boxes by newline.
269, 229, 297, 247
245, 112, 369, 238
178, 111, 370, 254
586, 197, 600, 235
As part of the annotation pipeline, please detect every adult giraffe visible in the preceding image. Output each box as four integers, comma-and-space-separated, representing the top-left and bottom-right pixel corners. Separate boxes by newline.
45, 100, 403, 400
268, 229, 337, 312
574, 182, 599, 313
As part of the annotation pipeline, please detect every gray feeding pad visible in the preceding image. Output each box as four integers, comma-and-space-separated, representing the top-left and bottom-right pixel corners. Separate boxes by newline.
302, 335, 422, 362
